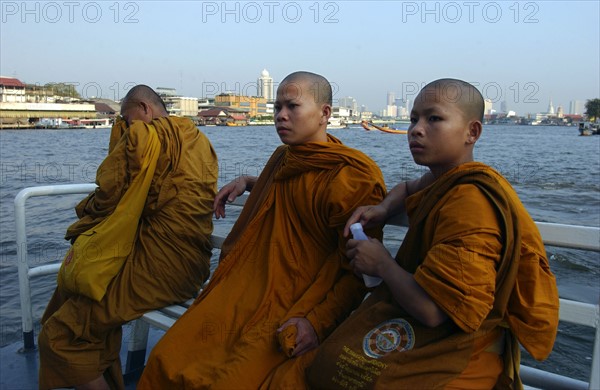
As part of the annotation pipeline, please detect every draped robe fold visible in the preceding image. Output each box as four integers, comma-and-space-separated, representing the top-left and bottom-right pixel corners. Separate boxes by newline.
137, 134, 387, 389
307, 162, 559, 390
38, 117, 218, 389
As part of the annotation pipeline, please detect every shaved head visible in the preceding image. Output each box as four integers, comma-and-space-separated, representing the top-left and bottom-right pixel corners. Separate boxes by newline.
280, 71, 332, 106
122, 85, 168, 115
419, 79, 484, 122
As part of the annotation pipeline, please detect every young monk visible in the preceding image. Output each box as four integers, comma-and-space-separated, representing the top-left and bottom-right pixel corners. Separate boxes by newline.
38, 85, 218, 390
137, 71, 387, 389
306, 78, 560, 389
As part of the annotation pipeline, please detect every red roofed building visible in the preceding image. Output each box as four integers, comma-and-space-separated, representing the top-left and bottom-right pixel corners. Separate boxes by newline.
197, 108, 229, 126
0, 77, 26, 103
227, 113, 248, 126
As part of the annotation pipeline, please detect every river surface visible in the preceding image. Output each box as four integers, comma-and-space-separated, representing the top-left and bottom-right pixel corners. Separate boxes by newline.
0, 124, 598, 381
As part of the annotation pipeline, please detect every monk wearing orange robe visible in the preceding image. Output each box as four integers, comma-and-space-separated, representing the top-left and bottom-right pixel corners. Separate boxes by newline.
305, 79, 560, 389
137, 72, 386, 389
38, 85, 218, 390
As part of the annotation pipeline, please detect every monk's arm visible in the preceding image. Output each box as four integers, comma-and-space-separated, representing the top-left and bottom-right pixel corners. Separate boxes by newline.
244, 175, 257, 191
347, 238, 448, 327
379, 254, 448, 327
344, 172, 434, 236
414, 185, 501, 333
213, 175, 258, 218
385, 172, 435, 218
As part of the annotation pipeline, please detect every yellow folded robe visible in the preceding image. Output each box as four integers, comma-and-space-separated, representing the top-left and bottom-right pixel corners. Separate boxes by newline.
39, 116, 217, 390
58, 124, 160, 302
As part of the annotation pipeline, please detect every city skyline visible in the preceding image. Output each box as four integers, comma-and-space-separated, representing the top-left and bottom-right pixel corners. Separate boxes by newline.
2, 71, 588, 118
1, 1, 598, 116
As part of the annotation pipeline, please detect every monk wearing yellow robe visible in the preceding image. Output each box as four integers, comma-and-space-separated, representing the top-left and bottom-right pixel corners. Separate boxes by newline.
38, 85, 218, 390
306, 79, 559, 389
137, 72, 386, 389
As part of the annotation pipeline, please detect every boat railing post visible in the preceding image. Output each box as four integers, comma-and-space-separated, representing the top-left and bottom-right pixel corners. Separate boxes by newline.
13, 184, 97, 352
590, 300, 600, 390
124, 320, 150, 382
14, 188, 35, 352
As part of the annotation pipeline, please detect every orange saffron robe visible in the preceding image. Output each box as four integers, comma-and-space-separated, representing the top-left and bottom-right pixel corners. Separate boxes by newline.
38, 117, 218, 389
307, 162, 559, 389
137, 135, 386, 389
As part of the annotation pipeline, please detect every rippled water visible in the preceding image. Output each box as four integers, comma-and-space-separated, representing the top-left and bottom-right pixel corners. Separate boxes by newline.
0, 124, 598, 380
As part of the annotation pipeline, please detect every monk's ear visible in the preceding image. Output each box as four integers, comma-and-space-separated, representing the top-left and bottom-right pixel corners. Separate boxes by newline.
466, 120, 482, 144
139, 101, 150, 113
321, 104, 332, 125
140, 101, 155, 120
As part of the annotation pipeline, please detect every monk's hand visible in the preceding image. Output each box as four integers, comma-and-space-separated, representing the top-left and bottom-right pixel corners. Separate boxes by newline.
346, 238, 393, 279
277, 317, 318, 357
213, 177, 248, 219
343, 205, 388, 238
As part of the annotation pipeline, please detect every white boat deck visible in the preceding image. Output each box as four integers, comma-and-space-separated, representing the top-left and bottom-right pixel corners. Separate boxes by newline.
5, 184, 600, 389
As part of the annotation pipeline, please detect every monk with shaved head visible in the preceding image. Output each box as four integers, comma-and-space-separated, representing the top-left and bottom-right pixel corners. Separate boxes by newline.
137, 71, 386, 388
38, 85, 218, 390
305, 78, 559, 389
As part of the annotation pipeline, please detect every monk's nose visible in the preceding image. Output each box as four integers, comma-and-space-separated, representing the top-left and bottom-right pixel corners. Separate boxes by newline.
408, 123, 423, 137
276, 109, 288, 122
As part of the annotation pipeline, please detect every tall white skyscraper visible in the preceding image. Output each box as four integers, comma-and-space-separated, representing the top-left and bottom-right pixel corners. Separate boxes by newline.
484, 99, 493, 115
570, 100, 585, 115
385, 105, 397, 117
257, 69, 274, 101
387, 92, 395, 106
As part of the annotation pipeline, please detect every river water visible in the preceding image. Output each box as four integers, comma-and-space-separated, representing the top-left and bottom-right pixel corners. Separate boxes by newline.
0, 124, 598, 381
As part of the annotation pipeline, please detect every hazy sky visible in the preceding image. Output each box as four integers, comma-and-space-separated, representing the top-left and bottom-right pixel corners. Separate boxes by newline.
1, 0, 598, 115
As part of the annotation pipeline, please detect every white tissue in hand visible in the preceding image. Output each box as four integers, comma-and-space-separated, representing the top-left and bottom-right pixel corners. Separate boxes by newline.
350, 223, 382, 288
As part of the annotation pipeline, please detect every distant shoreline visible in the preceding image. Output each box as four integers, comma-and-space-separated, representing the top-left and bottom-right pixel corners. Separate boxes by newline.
0, 123, 585, 131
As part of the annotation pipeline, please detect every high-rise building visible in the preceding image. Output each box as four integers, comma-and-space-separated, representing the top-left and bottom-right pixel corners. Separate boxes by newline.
570, 100, 585, 115
338, 96, 358, 116
257, 69, 274, 101
387, 92, 395, 106
484, 99, 493, 115
385, 105, 397, 117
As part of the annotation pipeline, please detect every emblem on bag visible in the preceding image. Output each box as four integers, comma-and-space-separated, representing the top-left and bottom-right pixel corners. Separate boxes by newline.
363, 318, 415, 358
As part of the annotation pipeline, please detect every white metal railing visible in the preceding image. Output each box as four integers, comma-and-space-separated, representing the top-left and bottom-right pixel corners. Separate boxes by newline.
14, 184, 97, 350
12, 184, 600, 389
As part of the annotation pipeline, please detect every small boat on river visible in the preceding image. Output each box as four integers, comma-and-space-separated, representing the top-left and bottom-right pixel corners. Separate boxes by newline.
327, 117, 349, 129
361, 120, 408, 134
578, 122, 600, 136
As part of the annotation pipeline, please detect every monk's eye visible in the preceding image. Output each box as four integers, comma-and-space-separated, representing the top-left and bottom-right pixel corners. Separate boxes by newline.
429, 116, 442, 122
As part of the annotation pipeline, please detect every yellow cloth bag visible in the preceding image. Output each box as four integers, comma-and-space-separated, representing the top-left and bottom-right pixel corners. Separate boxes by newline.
57, 125, 161, 301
